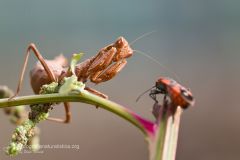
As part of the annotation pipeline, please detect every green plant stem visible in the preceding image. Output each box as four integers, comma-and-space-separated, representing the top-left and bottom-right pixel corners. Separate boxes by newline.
166, 107, 182, 160
1, 84, 183, 160
149, 105, 182, 160
0, 90, 149, 136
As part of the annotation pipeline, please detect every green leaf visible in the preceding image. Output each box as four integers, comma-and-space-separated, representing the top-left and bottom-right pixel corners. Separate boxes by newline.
70, 53, 84, 75
59, 75, 85, 94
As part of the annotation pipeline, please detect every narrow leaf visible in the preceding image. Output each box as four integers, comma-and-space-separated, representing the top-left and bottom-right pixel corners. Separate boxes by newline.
70, 53, 84, 75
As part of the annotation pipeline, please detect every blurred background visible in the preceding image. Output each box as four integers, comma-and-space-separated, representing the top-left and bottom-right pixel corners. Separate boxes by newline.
0, 0, 239, 160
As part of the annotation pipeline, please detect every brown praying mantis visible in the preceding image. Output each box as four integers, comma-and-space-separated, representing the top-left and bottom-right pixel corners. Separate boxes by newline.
9, 37, 133, 123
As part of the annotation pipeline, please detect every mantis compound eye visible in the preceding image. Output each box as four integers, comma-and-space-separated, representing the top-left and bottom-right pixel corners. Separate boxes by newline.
115, 37, 127, 48
113, 37, 133, 61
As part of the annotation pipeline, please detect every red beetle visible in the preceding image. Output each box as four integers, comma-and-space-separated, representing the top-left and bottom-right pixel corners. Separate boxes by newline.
149, 77, 195, 109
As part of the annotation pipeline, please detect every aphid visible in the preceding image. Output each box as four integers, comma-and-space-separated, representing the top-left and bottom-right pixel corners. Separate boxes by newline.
150, 77, 195, 110
10, 37, 133, 123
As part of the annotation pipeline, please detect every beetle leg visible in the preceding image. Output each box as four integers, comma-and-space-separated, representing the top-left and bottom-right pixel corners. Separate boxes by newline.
149, 89, 163, 103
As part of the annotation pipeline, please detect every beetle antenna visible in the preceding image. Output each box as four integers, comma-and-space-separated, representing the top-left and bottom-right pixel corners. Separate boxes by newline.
136, 86, 155, 102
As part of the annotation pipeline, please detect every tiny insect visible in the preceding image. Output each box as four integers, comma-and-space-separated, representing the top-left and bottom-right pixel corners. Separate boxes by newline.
137, 77, 195, 112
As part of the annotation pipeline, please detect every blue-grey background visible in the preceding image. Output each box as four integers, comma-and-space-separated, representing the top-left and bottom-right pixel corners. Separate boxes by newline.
0, 1, 240, 160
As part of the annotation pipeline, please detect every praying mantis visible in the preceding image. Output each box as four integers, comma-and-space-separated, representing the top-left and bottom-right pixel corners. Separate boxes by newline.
10, 37, 133, 123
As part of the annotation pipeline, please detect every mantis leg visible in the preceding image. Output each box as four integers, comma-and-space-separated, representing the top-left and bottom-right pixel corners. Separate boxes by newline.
47, 102, 71, 123
90, 59, 127, 84
85, 87, 108, 99
10, 43, 56, 99
85, 87, 108, 108
10, 43, 71, 123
